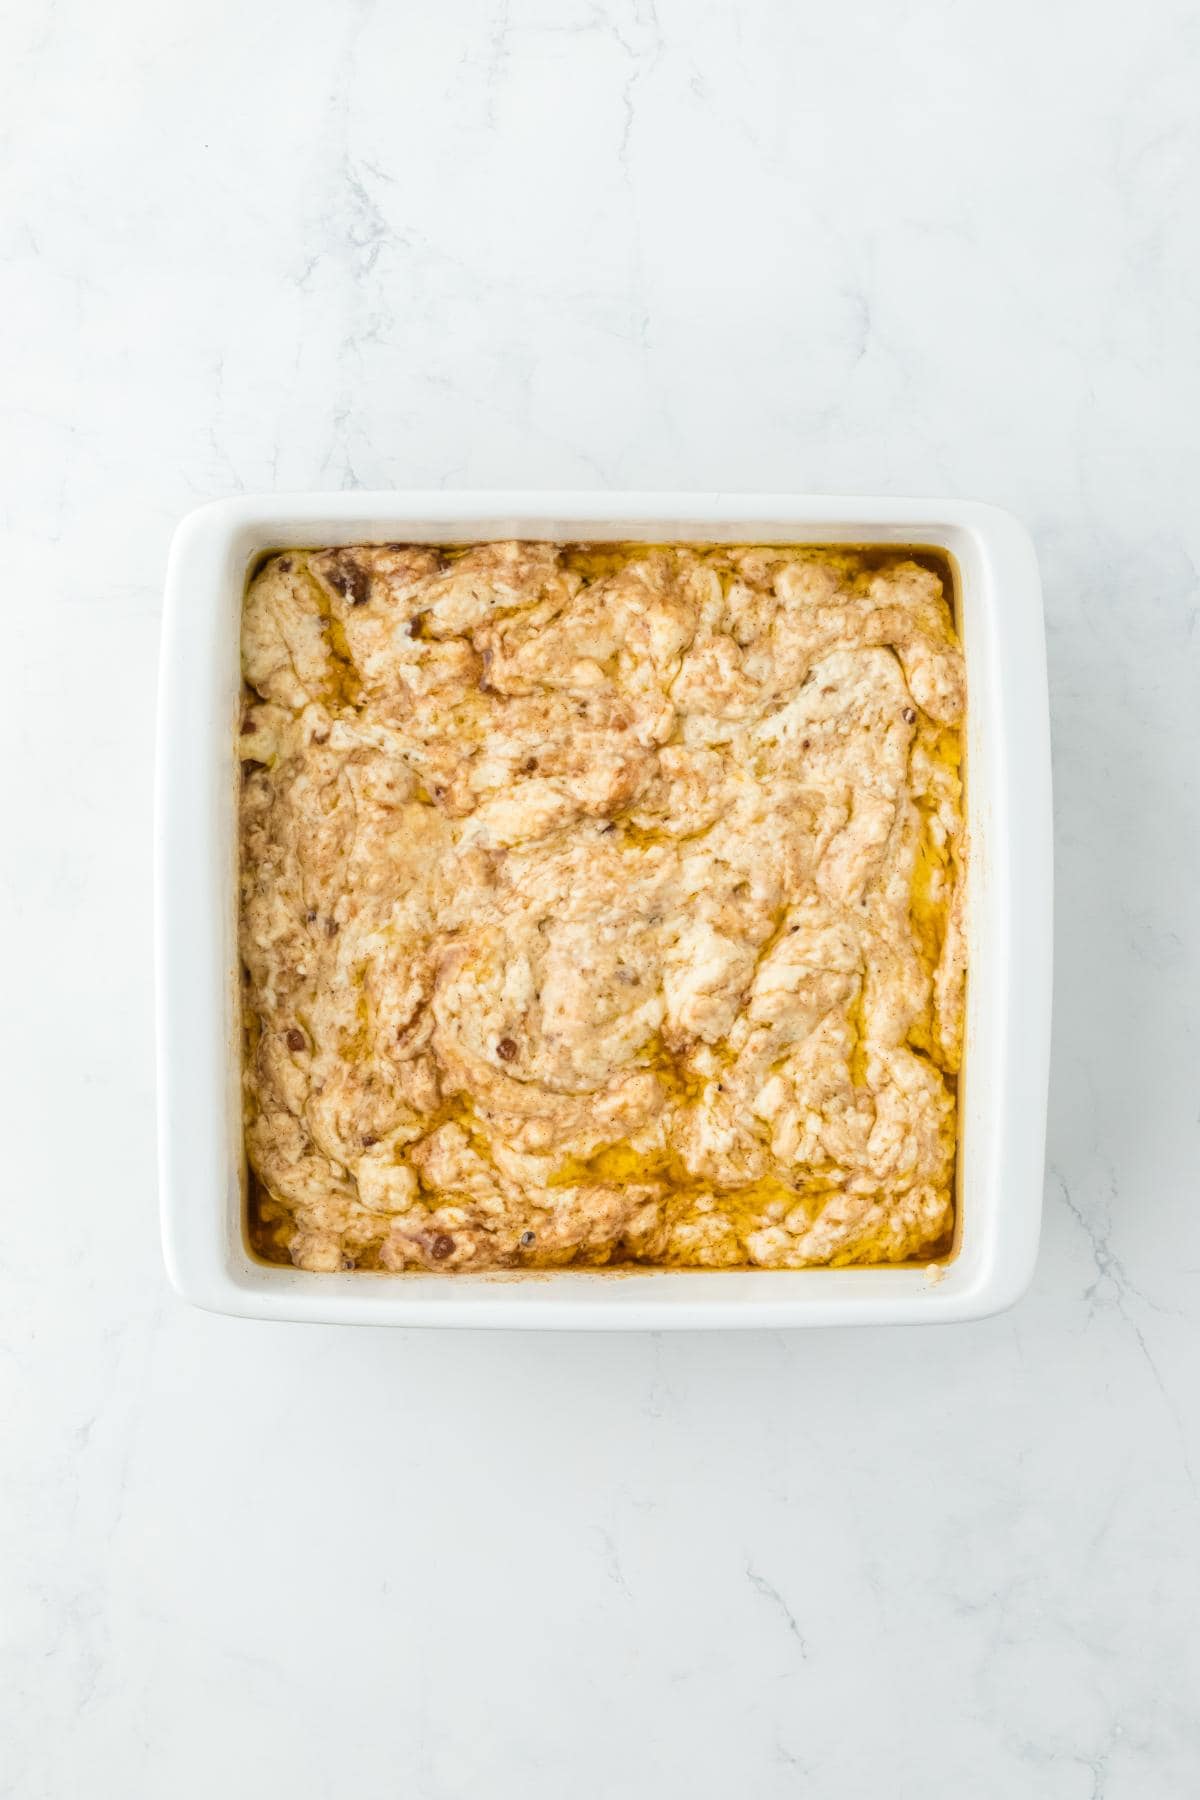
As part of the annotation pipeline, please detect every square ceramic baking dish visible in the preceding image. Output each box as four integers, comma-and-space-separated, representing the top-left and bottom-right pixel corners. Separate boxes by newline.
156, 492, 1051, 1327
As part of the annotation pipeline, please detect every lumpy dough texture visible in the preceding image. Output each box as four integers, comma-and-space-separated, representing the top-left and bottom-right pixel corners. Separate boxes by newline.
239, 542, 967, 1273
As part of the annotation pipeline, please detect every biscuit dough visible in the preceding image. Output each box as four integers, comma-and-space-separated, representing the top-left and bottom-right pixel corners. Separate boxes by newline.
239, 542, 966, 1272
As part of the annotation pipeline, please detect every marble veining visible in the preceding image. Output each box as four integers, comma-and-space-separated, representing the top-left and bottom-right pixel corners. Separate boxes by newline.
3, 0, 1199, 1794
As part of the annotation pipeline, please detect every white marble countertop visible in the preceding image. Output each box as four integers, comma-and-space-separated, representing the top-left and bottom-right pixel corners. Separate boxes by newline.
5, 0, 1199, 1794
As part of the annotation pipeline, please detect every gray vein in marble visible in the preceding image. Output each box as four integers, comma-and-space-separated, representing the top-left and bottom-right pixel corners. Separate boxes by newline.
593, 1527, 633, 1600
1054, 1164, 1199, 1504
745, 1565, 809, 1659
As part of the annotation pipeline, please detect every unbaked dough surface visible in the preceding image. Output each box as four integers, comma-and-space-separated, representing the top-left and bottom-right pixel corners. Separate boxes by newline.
239, 542, 966, 1272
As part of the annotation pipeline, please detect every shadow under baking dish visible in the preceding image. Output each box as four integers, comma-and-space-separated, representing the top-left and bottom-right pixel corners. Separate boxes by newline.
237, 540, 967, 1282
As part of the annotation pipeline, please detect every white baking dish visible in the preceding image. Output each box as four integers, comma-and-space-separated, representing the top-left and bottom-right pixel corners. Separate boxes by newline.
156, 493, 1051, 1327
